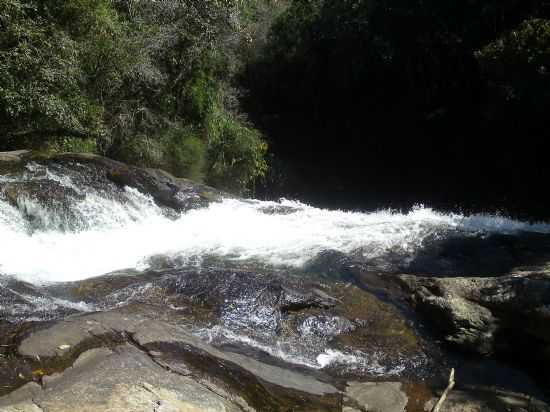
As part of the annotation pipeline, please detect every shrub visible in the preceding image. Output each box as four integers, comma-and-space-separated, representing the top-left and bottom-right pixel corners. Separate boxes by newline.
206, 107, 268, 193
0, 0, 271, 193
162, 126, 206, 182
44, 137, 97, 154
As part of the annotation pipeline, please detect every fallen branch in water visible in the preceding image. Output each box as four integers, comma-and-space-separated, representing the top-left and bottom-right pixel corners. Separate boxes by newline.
432, 368, 456, 412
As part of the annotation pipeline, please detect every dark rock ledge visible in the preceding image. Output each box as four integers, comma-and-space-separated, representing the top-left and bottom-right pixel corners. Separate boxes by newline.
0, 306, 389, 412
397, 270, 550, 358
0, 305, 548, 412
0, 150, 226, 213
49, 152, 228, 211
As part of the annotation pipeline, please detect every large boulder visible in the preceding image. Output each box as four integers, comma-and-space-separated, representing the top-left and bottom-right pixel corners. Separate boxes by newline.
53, 153, 226, 211
398, 270, 550, 361
0, 152, 226, 222
0, 345, 243, 412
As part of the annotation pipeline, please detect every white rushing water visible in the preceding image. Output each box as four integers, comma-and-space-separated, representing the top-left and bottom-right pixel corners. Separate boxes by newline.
2, 180, 550, 284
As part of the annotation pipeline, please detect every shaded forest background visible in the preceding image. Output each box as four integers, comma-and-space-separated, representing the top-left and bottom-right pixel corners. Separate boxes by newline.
1, 0, 549, 216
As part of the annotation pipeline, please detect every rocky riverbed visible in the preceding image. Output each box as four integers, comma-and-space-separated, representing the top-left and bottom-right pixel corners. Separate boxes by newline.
0, 150, 549, 411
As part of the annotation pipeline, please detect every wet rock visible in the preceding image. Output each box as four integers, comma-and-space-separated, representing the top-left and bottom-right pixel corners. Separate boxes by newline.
298, 315, 356, 338
405, 232, 550, 277
309, 233, 550, 279
399, 276, 498, 354
328, 283, 422, 365
398, 271, 550, 359
15, 308, 341, 398
65, 268, 342, 335
345, 381, 408, 412
48, 267, 426, 377
0, 277, 88, 322
53, 153, 226, 211
423, 388, 550, 412
1, 180, 84, 231
2, 307, 344, 411
0, 345, 242, 412
1, 152, 225, 223
2, 293, 549, 411
0, 150, 30, 164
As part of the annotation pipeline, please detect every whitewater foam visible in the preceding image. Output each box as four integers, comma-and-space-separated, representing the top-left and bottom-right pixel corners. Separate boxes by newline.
1, 180, 550, 283
198, 325, 416, 375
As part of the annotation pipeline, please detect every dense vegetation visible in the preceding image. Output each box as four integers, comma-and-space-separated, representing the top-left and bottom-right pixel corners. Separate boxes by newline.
245, 0, 550, 216
0, 0, 276, 192
1, 0, 549, 212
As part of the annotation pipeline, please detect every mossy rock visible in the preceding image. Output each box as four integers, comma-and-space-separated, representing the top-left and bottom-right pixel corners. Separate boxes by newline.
330, 283, 420, 357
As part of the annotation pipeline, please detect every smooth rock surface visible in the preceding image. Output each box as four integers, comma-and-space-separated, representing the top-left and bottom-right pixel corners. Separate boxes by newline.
345, 382, 408, 412
17, 309, 339, 396
0, 150, 29, 163
0, 345, 240, 412
1, 306, 345, 411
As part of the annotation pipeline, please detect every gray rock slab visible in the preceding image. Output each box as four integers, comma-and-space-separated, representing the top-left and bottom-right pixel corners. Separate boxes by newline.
1, 345, 240, 412
345, 382, 408, 412
133, 320, 339, 395
18, 310, 150, 358
0, 151, 29, 163
17, 309, 339, 396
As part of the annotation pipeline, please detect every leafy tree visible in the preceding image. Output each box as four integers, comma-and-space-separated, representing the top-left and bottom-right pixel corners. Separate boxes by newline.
0, 0, 272, 194
476, 18, 550, 125
0, 0, 104, 149
243, 0, 550, 215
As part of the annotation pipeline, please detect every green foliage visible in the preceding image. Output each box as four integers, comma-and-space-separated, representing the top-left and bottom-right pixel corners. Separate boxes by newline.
206, 107, 268, 192
246, 0, 550, 154
163, 126, 206, 182
0, 0, 272, 193
181, 70, 268, 190
0, 0, 104, 149
110, 133, 163, 169
185, 72, 220, 123
44, 137, 97, 154
476, 18, 550, 104
249, 0, 550, 125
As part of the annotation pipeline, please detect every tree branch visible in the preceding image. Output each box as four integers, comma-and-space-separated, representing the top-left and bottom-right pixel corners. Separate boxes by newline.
432, 368, 456, 412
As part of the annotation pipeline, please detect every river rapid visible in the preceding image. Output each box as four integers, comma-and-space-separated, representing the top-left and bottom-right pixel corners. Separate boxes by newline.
1, 153, 550, 405
2, 161, 549, 284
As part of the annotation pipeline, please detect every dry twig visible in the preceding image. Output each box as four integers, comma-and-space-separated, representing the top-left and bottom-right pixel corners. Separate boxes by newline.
431, 368, 456, 412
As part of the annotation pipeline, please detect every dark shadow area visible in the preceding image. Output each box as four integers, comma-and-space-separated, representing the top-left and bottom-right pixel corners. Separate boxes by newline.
243, 1, 550, 220
405, 232, 550, 276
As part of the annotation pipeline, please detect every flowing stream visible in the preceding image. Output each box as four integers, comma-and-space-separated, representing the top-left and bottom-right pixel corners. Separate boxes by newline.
2, 158, 550, 391
1, 161, 550, 284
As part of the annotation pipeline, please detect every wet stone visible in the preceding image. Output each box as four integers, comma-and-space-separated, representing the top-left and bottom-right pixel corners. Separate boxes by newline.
0, 345, 242, 412
297, 315, 356, 338
345, 381, 408, 412
57, 267, 428, 378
